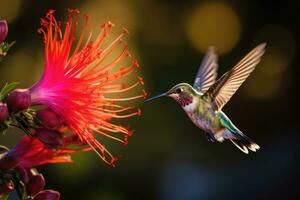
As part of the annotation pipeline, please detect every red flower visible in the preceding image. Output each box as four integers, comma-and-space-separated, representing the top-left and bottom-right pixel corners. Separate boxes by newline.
27, 9, 146, 166
0, 135, 72, 169
0, 139, 68, 199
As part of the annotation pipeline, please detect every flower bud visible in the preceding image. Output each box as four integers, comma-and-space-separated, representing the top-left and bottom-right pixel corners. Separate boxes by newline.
34, 190, 60, 200
37, 109, 62, 129
35, 129, 64, 148
0, 154, 18, 170
6, 89, 31, 112
0, 102, 9, 123
26, 174, 45, 196
0, 20, 8, 43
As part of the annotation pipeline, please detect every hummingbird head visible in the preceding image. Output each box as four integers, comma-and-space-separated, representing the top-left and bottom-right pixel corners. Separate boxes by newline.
145, 83, 197, 107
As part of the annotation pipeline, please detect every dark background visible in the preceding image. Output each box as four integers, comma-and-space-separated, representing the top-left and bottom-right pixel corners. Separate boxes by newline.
1, 0, 299, 199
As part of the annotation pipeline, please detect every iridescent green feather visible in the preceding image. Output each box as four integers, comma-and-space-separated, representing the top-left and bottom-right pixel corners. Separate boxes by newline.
218, 111, 241, 133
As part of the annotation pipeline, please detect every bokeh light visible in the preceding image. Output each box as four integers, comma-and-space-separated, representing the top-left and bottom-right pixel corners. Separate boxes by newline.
160, 163, 210, 200
0, 0, 21, 23
80, 0, 136, 34
244, 25, 295, 99
186, 2, 241, 54
259, 48, 290, 75
245, 72, 284, 99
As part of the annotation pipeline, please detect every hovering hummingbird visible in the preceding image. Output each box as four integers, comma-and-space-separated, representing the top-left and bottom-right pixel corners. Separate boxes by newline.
146, 43, 266, 154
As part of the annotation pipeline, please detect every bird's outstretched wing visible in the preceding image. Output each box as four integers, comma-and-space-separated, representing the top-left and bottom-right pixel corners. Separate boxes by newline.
205, 43, 266, 111
193, 47, 218, 93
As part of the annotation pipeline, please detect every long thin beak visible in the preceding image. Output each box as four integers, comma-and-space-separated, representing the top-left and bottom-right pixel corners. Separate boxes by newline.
144, 93, 167, 103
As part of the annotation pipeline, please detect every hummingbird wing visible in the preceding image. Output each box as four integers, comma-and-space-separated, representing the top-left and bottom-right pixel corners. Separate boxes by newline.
205, 43, 266, 110
193, 47, 218, 93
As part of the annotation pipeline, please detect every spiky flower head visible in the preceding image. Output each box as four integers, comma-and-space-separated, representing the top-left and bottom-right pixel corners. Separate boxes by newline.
28, 9, 146, 166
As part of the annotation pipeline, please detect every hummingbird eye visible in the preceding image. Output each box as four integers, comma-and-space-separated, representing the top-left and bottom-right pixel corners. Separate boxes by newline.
176, 88, 182, 94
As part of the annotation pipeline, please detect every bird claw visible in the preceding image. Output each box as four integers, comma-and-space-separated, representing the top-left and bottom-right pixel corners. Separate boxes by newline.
206, 133, 216, 142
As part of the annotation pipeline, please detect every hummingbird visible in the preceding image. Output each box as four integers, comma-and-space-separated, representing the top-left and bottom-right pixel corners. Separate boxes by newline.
145, 43, 266, 154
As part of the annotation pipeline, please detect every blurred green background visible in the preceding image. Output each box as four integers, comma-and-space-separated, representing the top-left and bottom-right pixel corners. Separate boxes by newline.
0, 0, 299, 199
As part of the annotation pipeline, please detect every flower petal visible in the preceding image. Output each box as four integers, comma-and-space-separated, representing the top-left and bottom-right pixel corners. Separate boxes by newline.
34, 190, 60, 200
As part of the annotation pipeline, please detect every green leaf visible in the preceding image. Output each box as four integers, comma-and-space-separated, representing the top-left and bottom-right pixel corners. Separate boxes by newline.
0, 82, 19, 101
0, 41, 15, 62
0, 120, 11, 135
0, 41, 15, 55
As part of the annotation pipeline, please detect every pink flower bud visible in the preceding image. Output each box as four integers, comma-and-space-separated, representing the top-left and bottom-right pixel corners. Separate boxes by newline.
0, 102, 8, 123
26, 174, 45, 196
6, 89, 31, 112
34, 190, 60, 200
35, 129, 64, 148
37, 109, 62, 129
0, 20, 8, 43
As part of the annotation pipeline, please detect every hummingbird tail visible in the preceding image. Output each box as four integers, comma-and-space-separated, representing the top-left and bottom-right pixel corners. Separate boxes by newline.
229, 133, 260, 154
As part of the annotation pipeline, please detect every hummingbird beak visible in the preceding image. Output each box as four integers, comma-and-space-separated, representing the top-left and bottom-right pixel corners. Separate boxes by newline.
144, 93, 167, 103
